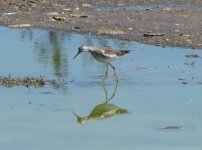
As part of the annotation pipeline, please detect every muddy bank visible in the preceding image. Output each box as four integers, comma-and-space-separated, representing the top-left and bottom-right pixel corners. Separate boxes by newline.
0, 0, 202, 49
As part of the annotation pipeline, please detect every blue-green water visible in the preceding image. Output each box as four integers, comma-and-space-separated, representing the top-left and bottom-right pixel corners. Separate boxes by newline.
0, 26, 202, 150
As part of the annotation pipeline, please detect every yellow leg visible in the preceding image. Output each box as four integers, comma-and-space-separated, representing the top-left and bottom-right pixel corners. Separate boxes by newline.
105, 64, 108, 79
109, 63, 120, 83
102, 64, 108, 83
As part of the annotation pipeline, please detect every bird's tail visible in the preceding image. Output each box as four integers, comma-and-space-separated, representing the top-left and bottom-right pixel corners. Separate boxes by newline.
117, 50, 132, 56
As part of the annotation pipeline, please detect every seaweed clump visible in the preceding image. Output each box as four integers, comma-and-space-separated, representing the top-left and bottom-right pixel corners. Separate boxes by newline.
0, 76, 46, 88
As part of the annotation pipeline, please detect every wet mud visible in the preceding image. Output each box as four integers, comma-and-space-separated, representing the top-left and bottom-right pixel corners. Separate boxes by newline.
0, 0, 202, 49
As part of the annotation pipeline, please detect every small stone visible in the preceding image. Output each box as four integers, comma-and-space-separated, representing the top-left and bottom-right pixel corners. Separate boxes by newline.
46, 12, 60, 16
97, 29, 124, 35
52, 16, 66, 21
9, 24, 32, 28
182, 81, 188, 84
3, 12, 16, 16
162, 125, 181, 130
63, 8, 70, 11
82, 4, 91, 7
72, 26, 81, 31
143, 32, 165, 37
69, 13, 88, 18
180, 34, 191, 38
185, 54, 199, 58
163, 7, 171, 11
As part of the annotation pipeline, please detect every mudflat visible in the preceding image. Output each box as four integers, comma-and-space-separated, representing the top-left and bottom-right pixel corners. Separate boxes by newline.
0, 0, 202, 49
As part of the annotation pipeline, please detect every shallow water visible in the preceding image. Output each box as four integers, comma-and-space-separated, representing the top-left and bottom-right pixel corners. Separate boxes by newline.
96, 3, 202, 12
1, 26, 202, 150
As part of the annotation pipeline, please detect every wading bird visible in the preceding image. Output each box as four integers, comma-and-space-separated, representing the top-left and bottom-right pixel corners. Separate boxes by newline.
73, 45, 130, 82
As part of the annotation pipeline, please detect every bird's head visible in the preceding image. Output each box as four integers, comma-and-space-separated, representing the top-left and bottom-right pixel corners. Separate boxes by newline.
73, 45, 89, 59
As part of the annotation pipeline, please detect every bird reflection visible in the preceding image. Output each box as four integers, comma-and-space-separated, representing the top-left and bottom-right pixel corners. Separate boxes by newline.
73, 82, 128, 124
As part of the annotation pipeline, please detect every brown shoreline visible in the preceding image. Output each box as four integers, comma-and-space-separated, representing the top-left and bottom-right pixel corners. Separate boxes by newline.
0, 0, 202, 49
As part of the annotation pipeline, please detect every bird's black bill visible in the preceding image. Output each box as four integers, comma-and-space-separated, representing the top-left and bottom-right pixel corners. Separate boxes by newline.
73, 52, 80, 59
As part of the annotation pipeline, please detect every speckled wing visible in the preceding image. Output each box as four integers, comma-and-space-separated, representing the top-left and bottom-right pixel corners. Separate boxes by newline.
115, 50, 131, 56
100, 47, 131, 56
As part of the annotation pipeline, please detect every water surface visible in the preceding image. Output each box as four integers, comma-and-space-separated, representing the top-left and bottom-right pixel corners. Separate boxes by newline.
0, 26, 202, 150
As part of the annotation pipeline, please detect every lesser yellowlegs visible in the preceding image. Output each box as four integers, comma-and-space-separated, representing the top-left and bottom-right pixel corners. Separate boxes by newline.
73, 45, 130, 82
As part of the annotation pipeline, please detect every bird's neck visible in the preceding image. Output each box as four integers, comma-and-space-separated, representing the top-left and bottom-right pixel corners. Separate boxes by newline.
84, 46, 98, 52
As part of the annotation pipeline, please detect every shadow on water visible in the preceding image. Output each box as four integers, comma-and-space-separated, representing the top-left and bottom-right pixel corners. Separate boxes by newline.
73, 82, 128, 124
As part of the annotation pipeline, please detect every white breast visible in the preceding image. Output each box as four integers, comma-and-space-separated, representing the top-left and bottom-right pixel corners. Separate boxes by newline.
91, 52, 118, 63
